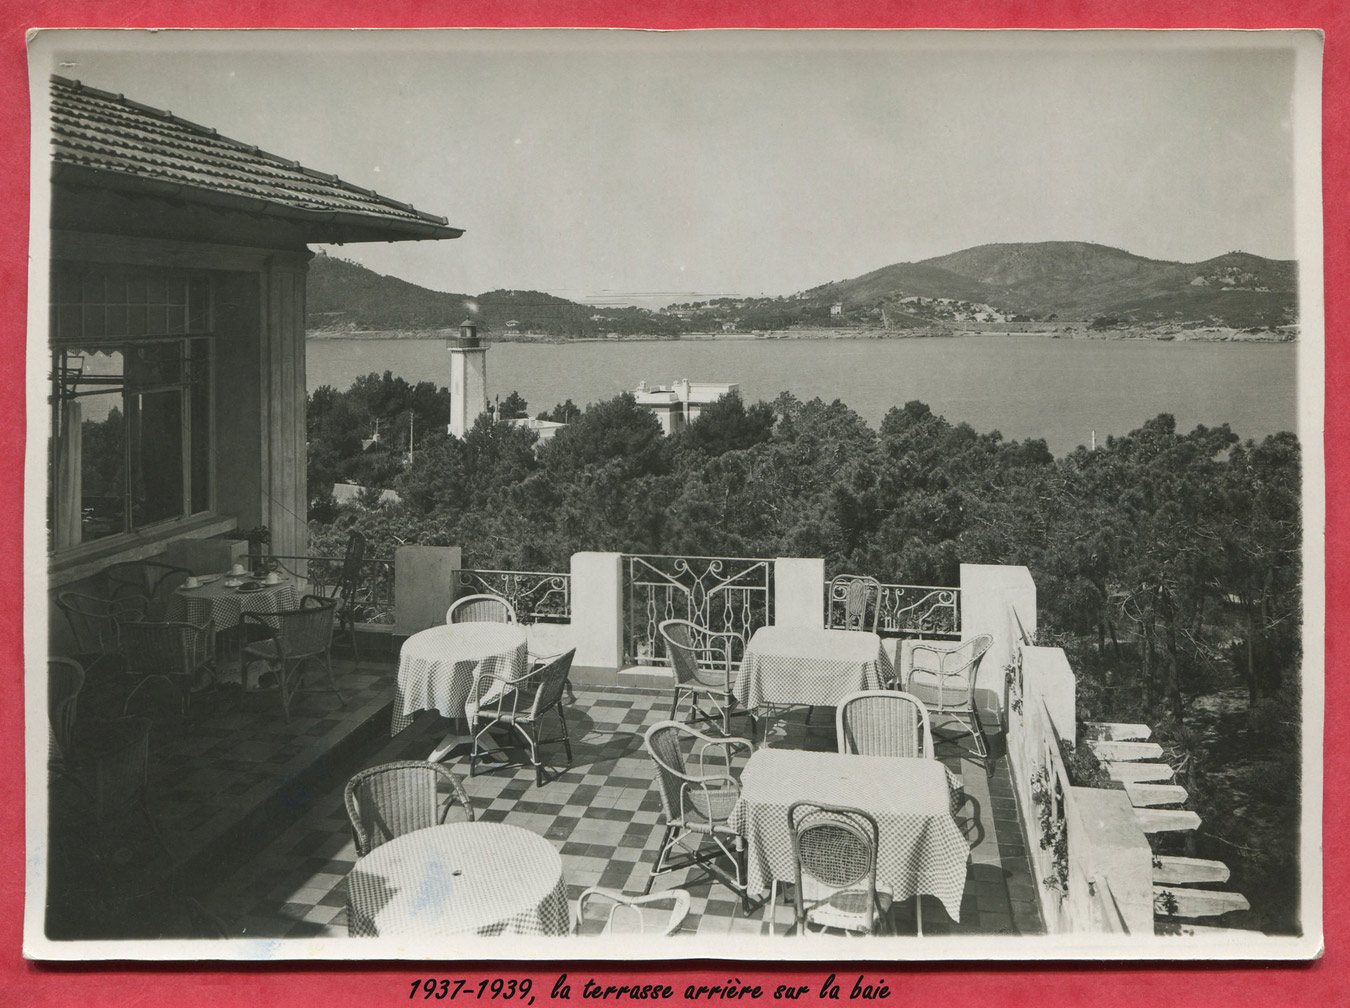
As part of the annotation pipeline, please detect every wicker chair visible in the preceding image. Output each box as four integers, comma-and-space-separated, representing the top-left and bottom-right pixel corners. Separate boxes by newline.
829, 574, 882, 633
643, 720, 753, 911
117, 620, 215, 717
56, 591, 147, 674
836, 690, 932, 759
575, 887, 691, 936
903, 634, 994, 759
446, 593, 517, 624
788, 801, 893, 936
659, 619, 753, 737
468, 649, 575, 786
241, 595, 344, 723
344, 760, 476, 857
48, 657, 85, 770
98, 560, 192, 619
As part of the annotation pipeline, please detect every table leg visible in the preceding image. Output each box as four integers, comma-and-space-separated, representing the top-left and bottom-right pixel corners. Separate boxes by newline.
427, 718, 465, 763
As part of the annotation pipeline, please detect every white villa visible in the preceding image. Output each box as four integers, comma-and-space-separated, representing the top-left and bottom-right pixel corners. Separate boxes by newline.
634, 379, 739, 435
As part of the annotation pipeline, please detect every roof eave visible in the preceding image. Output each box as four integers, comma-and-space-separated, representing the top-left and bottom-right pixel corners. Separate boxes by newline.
52, 162, 465, 243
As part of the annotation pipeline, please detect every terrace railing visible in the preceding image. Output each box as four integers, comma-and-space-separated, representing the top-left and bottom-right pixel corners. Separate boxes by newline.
825, 580, 960, 637
456, 569, 571, 624
262, 553, 396, 626
623, 554, 774, 667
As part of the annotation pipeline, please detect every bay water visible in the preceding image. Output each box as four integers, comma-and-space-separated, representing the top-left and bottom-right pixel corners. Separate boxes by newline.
305, 335, 1300, 456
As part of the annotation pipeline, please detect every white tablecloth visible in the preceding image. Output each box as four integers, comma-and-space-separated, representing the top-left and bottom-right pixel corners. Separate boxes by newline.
391, 622, 529, 735
727, 748, 969, 921
347, 822, 570, 937
733, 626, 894, 710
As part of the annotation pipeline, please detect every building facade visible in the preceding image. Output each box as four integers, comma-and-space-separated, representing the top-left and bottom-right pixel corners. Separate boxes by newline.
632, 379, 739, 435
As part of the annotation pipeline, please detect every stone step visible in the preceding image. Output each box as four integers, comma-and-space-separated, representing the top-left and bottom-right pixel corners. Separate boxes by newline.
1089, 739, 1164, 761
1155, 886, 1250, 918
1135, 808, 1202, 834
1105, 761, 1175, 784
1125, 782, 1189, 807
1085, 721, 1152, 742
1153, 856, 1231, 886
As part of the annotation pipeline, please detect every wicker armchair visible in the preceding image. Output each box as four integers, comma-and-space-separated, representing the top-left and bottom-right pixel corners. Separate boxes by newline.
788, 801, 893, 936
241, 595, 344, 723
575, 887, 691, 937
56, 591, 147, 673
643, 720, 754, 910
658, 619, 753, 737
344, 760, 476, 857
48, 657, 85, 770
468, 649, 575, 786
98, 560, 192, 619
117, 619, 215, 717
836, 690, 932, 759
903, 634, 994, 759
829, 574, 882, 633
446, 593, 517, 624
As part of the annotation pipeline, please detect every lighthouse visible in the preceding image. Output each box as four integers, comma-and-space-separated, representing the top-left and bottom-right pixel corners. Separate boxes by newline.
447, 318, 488, 439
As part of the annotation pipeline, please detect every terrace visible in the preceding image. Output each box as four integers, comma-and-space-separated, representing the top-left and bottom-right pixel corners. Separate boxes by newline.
43, 549, 1254, 946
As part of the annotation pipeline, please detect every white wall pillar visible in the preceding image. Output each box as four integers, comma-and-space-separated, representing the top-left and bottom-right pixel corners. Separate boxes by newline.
394, 544, 462, 636
570, 551, 624, 672
1072, 788, 1156, 935
774, 557, 825, 629
960, 562, 1037, 710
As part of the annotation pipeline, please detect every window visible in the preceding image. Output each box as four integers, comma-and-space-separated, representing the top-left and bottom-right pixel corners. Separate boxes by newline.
49, 264, 213, 551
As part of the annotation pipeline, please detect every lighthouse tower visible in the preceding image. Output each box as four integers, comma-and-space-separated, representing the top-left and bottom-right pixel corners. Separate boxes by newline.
447, 318, 488, 439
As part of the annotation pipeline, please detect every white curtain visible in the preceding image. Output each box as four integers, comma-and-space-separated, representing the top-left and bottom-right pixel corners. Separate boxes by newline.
53, 399, 82, 548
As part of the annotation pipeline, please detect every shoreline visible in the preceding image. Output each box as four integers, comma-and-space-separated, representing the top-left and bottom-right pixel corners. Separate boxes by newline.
307, 324, 1297, 344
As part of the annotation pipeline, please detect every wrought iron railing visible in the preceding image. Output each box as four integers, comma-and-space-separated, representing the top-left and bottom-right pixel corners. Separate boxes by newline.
825, 579, 960, 637
624, 554, 774, 666
456, 569, 571, 624
262, 553, 396, 626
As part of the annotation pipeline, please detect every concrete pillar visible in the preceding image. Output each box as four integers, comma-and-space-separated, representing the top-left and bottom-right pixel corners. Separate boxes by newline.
570, 551, 624, 674
394, 544, 462, 636
960, 563, 1037, 712
1024, 645, 1077, 741
774, 557, 825, 629
1072, 787, 1156, 934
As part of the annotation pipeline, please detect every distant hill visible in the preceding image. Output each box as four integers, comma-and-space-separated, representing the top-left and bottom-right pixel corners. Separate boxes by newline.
306, 254, 682, 337
805, 242, 1296, 328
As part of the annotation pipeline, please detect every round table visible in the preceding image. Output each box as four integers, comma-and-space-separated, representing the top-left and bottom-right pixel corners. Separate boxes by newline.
346, 822, 570, 937
391, 622, 530, 758
171, 577, 300, 685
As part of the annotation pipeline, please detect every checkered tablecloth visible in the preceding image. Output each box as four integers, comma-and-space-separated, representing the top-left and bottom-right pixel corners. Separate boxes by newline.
347, 822, 571, 937
727, 749, 969, 921
170, 577, 299, 632
391, 623, 529, 735
733, 627, 894, 710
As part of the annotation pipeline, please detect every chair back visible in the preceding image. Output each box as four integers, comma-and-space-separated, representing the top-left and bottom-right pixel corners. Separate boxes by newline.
577, 888, 691, 937
48, 657, 85, 764
644, 721, 690, 821
829, 574, 881, 633
100, 560, 192, 618
118, 620, 210, 677
56, 591, 146, 655
447, 593, 517, 625
836, 690, 932, 758
906, 633, 994, 709
338, 530, 367, 598
272, 596, 338, 659
529, 649, 576, 717
658, 619, 732, 688
344, 760, 474, 857
788, 801, 881, 933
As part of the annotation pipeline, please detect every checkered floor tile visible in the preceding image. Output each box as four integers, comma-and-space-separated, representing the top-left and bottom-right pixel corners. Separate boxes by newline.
199, 687, 1044, 939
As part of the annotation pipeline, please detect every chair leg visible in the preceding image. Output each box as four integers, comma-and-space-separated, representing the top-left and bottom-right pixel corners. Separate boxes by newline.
645, 825, 676, 893
557, 706, 573, 763
671, 687, 684, 721
348, 619, 361, 672
323, 650, 346, 706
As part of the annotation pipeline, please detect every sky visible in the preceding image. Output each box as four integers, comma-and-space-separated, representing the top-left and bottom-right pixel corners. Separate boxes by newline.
35, 29, 1309, 307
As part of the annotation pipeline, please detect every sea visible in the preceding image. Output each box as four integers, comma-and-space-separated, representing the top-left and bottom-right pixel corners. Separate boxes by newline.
305, 334, 1302, 457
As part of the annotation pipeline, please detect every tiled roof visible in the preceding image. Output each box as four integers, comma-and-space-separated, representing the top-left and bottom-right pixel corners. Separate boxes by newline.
51, 75, 463, 241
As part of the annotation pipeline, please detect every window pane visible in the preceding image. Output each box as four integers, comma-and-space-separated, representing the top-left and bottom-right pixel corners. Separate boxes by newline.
128, 389, 183, 528
76, 389, 127, 543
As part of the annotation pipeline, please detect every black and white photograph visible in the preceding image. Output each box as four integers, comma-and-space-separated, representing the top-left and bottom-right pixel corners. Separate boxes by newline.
25, 28, 1323, 960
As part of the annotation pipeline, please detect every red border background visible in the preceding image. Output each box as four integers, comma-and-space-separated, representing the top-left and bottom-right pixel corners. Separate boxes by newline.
2, 2, 1342, 1005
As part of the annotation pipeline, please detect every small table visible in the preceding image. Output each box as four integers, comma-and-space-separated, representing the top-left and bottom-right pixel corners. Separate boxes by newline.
728, 748, 968, 922
391, 622, 530, 760
733, 626, 894, 711
346, 822, 570, 938
171, 577, 300, 684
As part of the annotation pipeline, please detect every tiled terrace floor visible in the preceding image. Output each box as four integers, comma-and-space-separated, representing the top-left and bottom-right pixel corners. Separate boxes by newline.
197, 676, 1044, 939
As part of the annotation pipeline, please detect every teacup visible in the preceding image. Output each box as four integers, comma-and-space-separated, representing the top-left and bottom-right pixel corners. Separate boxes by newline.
230, 563, 247, 576
184, 575, 201, 589
264, 571, 281, 585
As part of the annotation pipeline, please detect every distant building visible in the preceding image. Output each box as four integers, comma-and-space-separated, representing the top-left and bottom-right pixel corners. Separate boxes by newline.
506, 416, 567, 446
634, 378, 739, 435
447, 319, 488, 438
830, 302, 844, 317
